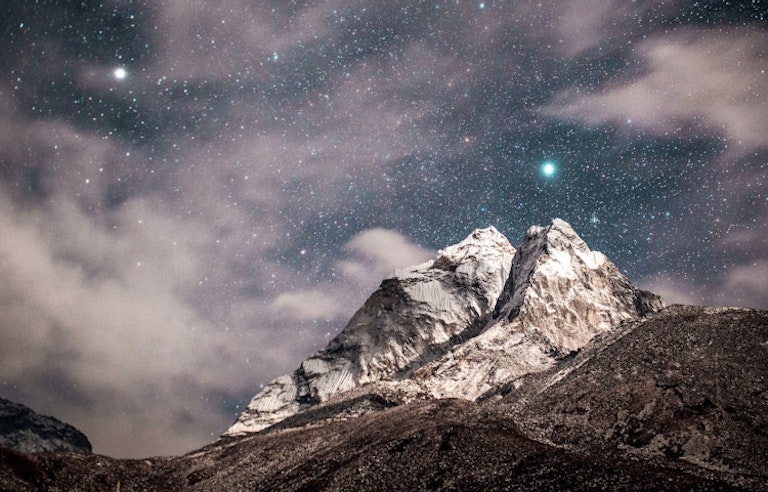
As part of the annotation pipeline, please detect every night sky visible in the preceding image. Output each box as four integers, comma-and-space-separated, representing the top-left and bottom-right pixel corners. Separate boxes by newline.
1, 1, 766, 458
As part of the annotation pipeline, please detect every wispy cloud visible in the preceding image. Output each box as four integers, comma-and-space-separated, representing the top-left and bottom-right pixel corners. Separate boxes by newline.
544, 29, 768, 154
270, 228, 433, 322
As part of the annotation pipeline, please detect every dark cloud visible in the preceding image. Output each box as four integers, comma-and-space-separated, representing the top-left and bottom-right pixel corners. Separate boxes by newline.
0, 0, 766, 457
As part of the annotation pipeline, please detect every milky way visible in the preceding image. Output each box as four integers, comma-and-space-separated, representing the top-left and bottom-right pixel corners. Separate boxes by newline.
1, 1, 766, 458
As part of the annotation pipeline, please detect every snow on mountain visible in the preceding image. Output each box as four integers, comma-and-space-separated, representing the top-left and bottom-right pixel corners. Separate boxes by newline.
411, 219, 664, 400
226, 226, 515, 435
226, 219, 663, 436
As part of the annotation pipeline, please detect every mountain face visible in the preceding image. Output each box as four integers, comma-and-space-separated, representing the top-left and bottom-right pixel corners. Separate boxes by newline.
0, 398, 91, 454
227, 219, 663, 436
227, 226, 516, 434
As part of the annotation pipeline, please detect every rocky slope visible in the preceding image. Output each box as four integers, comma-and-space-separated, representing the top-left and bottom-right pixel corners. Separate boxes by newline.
0, 398, 91, 454
227, 219, 663, 435
0, 400, 751, 491
502, 305, 768, 490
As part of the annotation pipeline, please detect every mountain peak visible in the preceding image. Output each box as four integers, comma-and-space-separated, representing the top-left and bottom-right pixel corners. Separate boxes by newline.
226, 221, 663, 436
525, 218, 590, 251
449, 225, 508, 250
397, 226, 513, 278
514, 218, 607, 284
493, 218, 662, 354
549, 217, 575, 231
545, 218, 593, 252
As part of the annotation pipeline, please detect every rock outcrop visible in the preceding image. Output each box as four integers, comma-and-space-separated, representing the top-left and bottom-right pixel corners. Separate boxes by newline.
0, 398, 91, 454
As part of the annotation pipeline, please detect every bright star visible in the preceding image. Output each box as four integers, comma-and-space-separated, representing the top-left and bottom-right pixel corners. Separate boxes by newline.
541, 161, 556, 177
113, 67, 127, 80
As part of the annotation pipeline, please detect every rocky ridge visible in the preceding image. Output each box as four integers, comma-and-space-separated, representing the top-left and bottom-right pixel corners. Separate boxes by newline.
503, 305, 768, 489
0, 398, 91, 454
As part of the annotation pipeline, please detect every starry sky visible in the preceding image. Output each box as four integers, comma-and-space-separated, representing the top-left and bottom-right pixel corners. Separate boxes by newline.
1, 1, 766, 458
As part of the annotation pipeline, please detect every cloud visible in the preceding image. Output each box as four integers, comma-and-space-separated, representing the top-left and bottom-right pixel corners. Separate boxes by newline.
509, 1, 682, 58
0, 181, 340, 456
270, 228, 434, 322
340, 228, 434, 284
717, 260, 768, 309
554, 1, 634, 55
149, 0, 334, 80
270, 289, 345, 322
641, 257, 768, 310
0, 191, 229, 456
639, 275, 705, 306
544, 29, 768, 153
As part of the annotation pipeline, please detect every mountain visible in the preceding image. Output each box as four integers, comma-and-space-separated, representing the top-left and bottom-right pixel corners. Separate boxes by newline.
226, 219, 663, 436
227, 225, 517, 434
181, 306, 768, 491
1, 219, 766, 491
0, 398, 91, 454
2, 307, 765, 490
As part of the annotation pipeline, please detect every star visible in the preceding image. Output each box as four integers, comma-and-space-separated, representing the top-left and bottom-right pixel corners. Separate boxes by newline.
113, 67, 127, 80
541, 161, 557, 177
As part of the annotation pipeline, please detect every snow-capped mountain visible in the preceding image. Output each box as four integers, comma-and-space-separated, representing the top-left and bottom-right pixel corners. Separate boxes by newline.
226, 219, 663, 436
3, 221, 766, 491
410, 219, 663, 400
